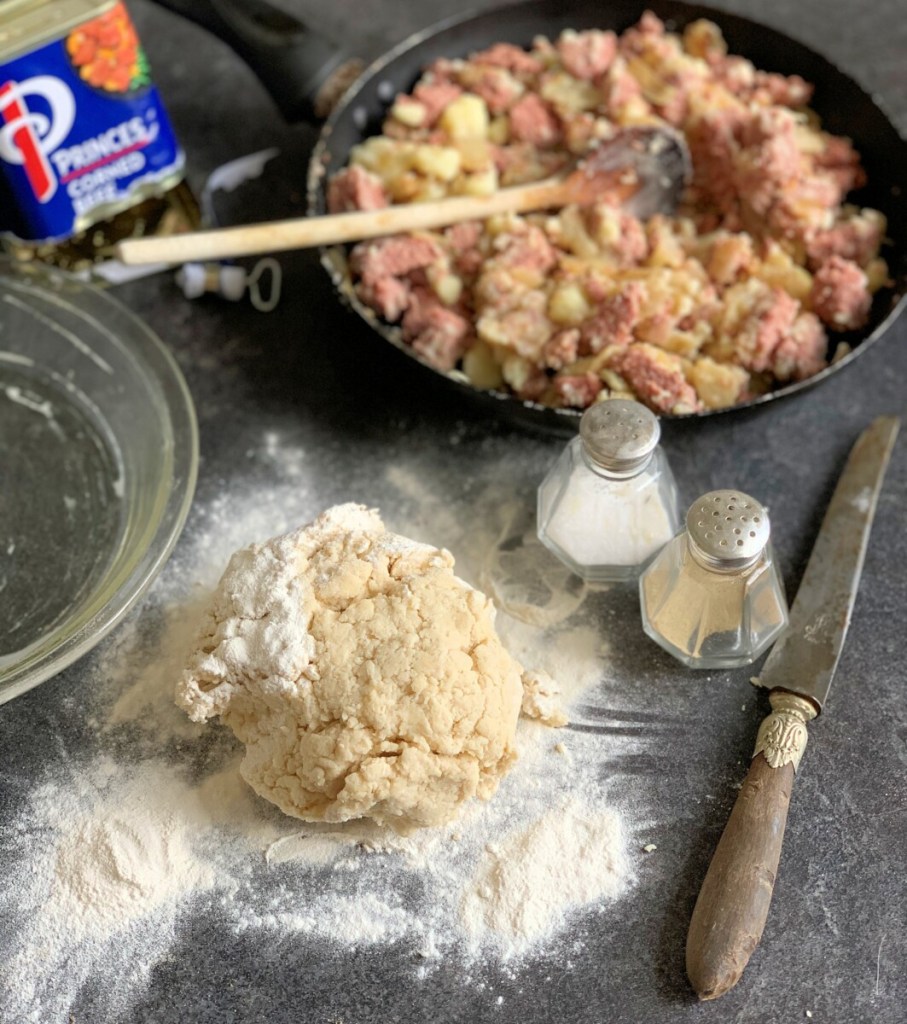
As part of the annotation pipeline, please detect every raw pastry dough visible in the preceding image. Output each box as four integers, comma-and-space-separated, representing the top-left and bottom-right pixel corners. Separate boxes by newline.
177, 504, 523, 832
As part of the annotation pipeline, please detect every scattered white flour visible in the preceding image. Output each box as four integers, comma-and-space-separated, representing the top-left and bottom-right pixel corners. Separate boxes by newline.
54, 769, 216, 934
461, 799, 628, 951
2, 761, 218, 1019
1, 432, 656, 1022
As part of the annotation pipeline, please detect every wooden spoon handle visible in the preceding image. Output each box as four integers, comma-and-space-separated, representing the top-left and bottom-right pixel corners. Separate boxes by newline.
686, 691, 817, 1000
115, 125, 688, 266
114, 179, 570, 266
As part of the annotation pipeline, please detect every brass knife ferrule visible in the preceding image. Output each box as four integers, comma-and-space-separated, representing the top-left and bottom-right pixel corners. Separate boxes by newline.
753, 691, 818, 772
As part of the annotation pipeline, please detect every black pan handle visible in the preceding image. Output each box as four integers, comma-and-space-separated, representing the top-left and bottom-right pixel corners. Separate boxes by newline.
151, 0, 358, 122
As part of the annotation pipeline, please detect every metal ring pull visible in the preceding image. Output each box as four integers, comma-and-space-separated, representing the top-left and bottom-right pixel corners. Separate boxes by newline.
246, 257, 282, 312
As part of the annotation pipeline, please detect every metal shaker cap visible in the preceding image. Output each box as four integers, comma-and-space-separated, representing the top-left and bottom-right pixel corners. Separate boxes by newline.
686, 490, 771, 571
579, 399, 660, 475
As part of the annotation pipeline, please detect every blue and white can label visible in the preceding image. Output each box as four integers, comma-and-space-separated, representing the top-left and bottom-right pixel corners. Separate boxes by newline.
0, 2, 184, 242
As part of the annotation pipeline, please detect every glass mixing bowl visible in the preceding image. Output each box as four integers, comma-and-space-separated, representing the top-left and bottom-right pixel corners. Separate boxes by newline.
0, 259, 198, 704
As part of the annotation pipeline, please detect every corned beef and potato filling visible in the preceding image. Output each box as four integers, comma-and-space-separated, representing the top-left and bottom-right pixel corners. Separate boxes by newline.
327, 12, 889, 414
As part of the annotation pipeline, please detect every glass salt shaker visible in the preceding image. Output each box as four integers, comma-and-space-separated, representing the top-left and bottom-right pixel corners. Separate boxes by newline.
537, 399, 682, 582
639, 490, 789, 669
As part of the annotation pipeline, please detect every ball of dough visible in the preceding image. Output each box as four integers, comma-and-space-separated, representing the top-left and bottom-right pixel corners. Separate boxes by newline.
177, 504, 523, 832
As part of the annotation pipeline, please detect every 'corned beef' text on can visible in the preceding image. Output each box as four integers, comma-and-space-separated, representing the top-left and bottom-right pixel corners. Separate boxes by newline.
0, 0, 198, 270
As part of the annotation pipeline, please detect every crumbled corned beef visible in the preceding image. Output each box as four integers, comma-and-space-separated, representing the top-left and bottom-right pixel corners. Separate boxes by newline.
608, 343, 702, 414
542, 328, 581, 370
412, 80, 463, 125
553, 373, 604, 407
772, 312, 828, 381
735, 287, 800, 373
580, 282, 647, 353
508, 94, 562, 148
327, 166, 388, 213
464, 67, 523, 114
557, 30, 618, 81
811, 256, 872, 331
351, 236, 442, 286
472, 42, 544, 76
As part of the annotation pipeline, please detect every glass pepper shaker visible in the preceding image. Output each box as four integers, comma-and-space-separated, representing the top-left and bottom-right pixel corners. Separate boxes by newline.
537, 399, 682, 582
639, 490, 789, 669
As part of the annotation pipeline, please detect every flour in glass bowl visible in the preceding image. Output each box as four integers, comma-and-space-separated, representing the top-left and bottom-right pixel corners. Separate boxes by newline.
0, 428, 658, 1022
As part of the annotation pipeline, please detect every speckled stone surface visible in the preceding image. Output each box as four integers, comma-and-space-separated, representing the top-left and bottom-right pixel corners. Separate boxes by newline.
1, 0, 905, 1021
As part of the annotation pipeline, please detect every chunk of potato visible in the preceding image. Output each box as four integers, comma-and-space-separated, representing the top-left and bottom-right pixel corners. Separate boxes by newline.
439, 94, 490, 140
463, 340, 505, 389
412, 144, 462, 182
548, 283, 592, 326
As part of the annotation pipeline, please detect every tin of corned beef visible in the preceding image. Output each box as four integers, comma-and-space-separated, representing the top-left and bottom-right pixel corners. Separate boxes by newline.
0, 0, 194, 253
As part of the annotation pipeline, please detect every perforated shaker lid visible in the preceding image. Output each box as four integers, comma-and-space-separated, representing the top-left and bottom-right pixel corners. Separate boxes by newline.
579, 399, 660, 474
686, 490, 771, 570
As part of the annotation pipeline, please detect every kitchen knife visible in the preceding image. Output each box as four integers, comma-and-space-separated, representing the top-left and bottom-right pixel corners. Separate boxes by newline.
685, 415, 900, 1001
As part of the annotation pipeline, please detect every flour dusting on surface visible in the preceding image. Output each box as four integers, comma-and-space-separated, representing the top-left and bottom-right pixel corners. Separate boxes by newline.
461, 799, 629, 952
1, 431, 656, 1022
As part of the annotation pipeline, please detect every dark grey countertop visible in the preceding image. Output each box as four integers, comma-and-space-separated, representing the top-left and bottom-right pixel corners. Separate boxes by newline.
2, 0, 906, 1021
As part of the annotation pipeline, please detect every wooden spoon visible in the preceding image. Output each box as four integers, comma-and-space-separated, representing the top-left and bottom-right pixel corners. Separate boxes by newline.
115, 126, 690, 266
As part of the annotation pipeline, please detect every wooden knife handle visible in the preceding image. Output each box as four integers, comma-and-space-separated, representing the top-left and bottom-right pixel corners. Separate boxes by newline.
686, 691, 818, 1000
